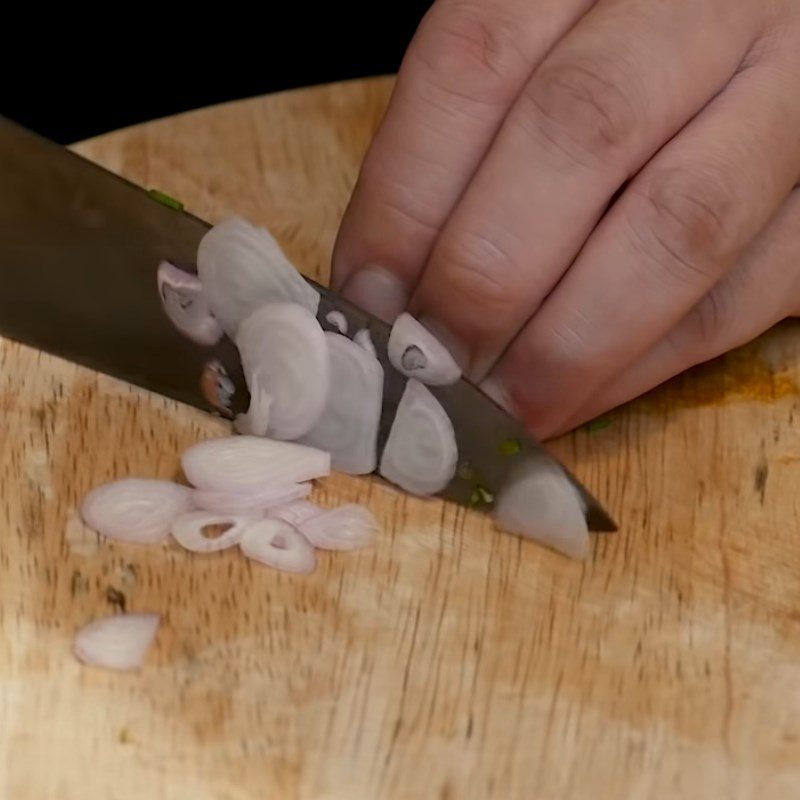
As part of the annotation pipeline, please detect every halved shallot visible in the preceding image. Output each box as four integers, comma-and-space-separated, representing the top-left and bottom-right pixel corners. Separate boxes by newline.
236, 303, 330, 440
181, 436, 330, 494
299, 503, 378, 551
301, 332, 383, 474
379, 380, 458, 496
73, 613, 160, 672
492, 462, 590, 560
157, 261, 224, 346
233, 374, 272, 436
192, 482, 312, 514
268, 500, 323, 527
240, 518, 316, 573
171, 511, 254, 553
80, 479, 193, 544
197, 217, 319, 337
387, 313, 461, 386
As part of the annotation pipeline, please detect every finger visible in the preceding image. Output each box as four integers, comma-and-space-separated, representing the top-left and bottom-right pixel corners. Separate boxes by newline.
332, 0, 594, 319
411, 0, 764, 371
490, 39, 800, 437
558, 187, 800, 433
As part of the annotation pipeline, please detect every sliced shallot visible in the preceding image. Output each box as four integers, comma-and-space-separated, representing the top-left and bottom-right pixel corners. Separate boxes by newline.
157, 260, 224, 346
171, 511, 253, 553
192, 482, 311, 514
353, 328, 377, 357
325, 309, 348, 334
387, 313, 461, 386
197, 217, 320, 337
379, 380, 458, 496
73, 613, 160, 672
182, 436, 330, 494
234, 374, 272, 436
80, 479, 193, 544
492, 462, 590, 560
301, 332, 383, 474
240, 518, 316, 573
299, 503, 378, 551
236, 303, 330, 440
268, 500, 323, 527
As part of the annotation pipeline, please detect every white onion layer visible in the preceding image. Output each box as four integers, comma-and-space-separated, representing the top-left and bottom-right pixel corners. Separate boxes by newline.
157, 261, 224, 346
73, 613, 160, 672
236, 303, 330, 440
492, 463, 589, 560
171, 511, 254, 553
379, 380, 458, 496
240, 518, 316, 573
80, 479, 193, 544
299, 504, 378, 551
197, 217, 320, 337
301, 332, 383, 474
353, 328, 377, 357
182, 436, 330, 494
387, 313, 461, 386
192, 483, 311, 514
234, 374, 272, 436
325, 310, 348, 334
268, 500, 323, 527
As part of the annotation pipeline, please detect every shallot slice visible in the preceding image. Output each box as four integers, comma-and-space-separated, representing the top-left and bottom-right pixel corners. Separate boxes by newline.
299, 503, 378, 551
325, 310, 348, 334
268, 500, 323, 527
387, 313, 461, 386
197, 216, 320, 337
493, 462, 590, 560
182, 436, 330, 494
301, 332, 383, 474
192, 482, 311, 514
236, 303, 330, 440
234, 374, 272, 436
353, 328, 377, 357
240, 518, 316, 573
157, 261, 223, 346
379, 380, 458, 496
73, 613, 160, 672
171, 511, 254, 553
80, 479, 193, 544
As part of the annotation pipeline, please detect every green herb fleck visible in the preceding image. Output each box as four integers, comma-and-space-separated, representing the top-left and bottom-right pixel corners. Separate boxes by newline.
469, 484, 494, 506
118, 728, 131, 744
498, 437, 521, 456
586, 417, 613, 433
148, 188, 184, 212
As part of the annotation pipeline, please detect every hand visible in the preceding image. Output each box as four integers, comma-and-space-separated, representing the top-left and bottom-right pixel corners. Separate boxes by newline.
331, 0, 800, 438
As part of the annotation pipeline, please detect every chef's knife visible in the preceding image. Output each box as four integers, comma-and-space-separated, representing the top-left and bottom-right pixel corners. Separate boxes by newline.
0, 116, 616, 531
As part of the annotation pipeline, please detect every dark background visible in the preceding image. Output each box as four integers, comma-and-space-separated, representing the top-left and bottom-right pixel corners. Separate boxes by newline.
2, 4, 433, 144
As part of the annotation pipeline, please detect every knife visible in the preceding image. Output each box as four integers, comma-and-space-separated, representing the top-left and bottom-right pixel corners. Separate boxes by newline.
0, 116, 616, 532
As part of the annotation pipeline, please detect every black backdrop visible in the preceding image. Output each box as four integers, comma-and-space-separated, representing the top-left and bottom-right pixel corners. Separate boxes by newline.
2, 4, 433, 144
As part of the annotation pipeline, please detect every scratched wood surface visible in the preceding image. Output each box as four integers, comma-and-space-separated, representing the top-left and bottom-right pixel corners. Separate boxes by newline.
1, 77, 799, 799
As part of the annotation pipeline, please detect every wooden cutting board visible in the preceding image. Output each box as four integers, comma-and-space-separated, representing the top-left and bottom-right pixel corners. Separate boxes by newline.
1, 77, 799, 800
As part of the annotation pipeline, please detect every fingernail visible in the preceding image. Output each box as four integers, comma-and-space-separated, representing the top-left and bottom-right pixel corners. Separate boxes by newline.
417, 315, 470, 372
341, 265, 408, 323
480, 376, 516, 416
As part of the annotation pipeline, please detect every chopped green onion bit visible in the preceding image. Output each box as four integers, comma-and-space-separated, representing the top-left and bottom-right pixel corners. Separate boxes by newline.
498, 437, 521, 456
148, 188, 184, 212
586, 417, 613, 433
469, 484, 494, 507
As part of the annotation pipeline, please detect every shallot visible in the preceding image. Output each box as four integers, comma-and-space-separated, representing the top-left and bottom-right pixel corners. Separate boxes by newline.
353, 328, 377, 357
236, 303, 330, 439
181, 436, 330, 494
197, 217, 319, 337
379, 380, 458, 496
234, 374, 272, 436
157, 261, 223, 346
171, 511, 254, 553
301, 332, 383, 474
325, 309, 348, 334
299, 504, 378, 551
240, 518, 316, 573
268, 500, 323, 527
73, 613, 160, 672
387, 313, 461, 386
80, 479, 192, 544
493, 462, 590, 560
192, 482, 311, 514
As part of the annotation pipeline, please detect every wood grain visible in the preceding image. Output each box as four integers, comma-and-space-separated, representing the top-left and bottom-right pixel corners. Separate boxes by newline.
1, 76, 799, 799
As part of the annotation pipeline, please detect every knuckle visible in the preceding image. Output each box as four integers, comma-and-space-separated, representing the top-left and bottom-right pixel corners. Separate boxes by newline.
632, 168, 740, 286
522, 59, 640, 165
685, 290, 728, 346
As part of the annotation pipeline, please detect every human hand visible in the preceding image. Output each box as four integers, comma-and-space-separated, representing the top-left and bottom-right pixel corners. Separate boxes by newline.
332, 0, 800, 437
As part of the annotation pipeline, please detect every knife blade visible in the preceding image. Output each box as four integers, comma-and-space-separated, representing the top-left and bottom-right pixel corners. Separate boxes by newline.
0, 116, 616, 532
